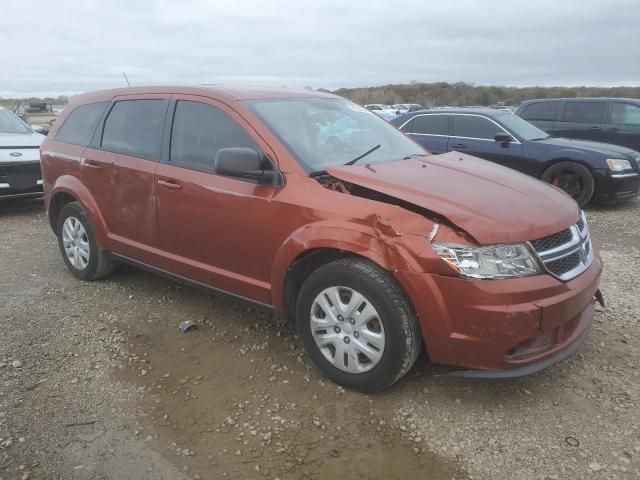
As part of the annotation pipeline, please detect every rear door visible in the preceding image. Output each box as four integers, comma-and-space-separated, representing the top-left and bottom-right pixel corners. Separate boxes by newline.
401, 114, 450, 153
449, 114, 524, 169
518, 101, 558, 134
88, 96, 168, 258
154, 96, 281, 303
606, 101, 640, 151
554, 100, 609, 143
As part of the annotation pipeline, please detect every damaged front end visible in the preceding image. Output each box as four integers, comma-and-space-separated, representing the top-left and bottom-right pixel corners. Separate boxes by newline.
311, 165, 603, 377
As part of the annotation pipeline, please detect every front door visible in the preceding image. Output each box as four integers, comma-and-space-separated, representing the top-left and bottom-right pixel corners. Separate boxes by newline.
554, 100, 609, 143
154, 96, 280, 303
448, 114, 524, 170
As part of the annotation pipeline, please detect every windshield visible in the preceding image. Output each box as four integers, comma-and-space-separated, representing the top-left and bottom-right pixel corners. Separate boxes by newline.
0, 108, 31, 134
496, 113, 549, 141
245, 98, 426, 173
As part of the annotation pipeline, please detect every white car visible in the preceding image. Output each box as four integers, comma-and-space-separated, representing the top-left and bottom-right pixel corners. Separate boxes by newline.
0, 106, 45, 199
364, 104, 399, 121
391, 104, 410, 114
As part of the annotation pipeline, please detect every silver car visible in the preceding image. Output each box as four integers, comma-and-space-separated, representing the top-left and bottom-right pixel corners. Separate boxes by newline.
0, 107, 45, 199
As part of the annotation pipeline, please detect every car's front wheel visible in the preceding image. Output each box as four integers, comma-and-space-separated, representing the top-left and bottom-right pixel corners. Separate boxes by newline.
541, 161, 595, 207
56, 202, 115, 281
296, 258, 421, 391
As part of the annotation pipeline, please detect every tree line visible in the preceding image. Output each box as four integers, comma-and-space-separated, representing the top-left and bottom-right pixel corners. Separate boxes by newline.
332, 82, 640, 107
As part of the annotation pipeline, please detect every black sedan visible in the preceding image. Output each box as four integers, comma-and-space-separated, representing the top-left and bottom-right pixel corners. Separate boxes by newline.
391, 108, 640, 207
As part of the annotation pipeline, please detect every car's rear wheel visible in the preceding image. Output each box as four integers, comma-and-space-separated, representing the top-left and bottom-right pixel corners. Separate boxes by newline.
56, 202, 114, 280
296, 258, 421, 392
541, 161, 595, 207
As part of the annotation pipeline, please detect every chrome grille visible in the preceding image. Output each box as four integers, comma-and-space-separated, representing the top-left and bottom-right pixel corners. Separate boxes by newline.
545, 251, 581, 276
529, 212, 593, 281
530, 229, 572, 252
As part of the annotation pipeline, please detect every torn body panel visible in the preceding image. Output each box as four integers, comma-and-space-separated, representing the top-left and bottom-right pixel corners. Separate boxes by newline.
327, 155, 580, 245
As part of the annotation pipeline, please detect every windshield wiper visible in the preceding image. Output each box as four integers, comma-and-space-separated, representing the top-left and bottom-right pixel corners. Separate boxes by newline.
402, 153, 429, 160
344, 144, 381, 166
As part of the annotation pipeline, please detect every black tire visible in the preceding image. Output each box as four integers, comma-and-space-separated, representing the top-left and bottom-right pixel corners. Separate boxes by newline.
56, 202, 115, 281
296, 258, 421, 392
541, 161, 595, 207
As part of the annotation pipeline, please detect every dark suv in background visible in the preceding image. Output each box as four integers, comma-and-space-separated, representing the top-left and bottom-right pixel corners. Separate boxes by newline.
516, 98, 640, 152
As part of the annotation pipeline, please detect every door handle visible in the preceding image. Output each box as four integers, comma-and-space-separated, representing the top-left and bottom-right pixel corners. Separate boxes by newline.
607, 127, 620, 132
450, 143, 467, 149
590, 126, 602, 130
83, 159, 103, 170
158, 178, 182, 190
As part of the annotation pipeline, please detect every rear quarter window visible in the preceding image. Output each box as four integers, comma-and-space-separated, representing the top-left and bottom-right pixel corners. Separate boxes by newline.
101, 100, 168, 160
560, 102, 607, 123
55, 102, 109, 146
610, 103, 640, 125
520, 102, 558, 121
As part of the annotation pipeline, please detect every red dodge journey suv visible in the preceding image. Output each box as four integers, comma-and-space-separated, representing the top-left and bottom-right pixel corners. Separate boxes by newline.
41, 86, 603, 391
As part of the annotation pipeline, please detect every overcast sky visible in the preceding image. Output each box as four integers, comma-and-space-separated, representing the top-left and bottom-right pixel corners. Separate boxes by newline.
2, 0, 638, 97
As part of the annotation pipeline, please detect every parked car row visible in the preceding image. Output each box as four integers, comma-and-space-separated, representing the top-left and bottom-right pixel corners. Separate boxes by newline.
40, 86, 604, 391
17, 102, 60, 134
365, 103, 425, 120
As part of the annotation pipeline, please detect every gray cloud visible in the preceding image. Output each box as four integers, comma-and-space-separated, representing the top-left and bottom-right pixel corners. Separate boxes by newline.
1, 0, 638, 97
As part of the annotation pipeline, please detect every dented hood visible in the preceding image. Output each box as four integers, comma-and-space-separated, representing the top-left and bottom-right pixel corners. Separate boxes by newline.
326, 153, 579, 244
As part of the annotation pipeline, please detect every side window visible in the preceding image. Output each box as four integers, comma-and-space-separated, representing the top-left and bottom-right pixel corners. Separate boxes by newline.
452, 115, 504, 140
520, 102, 557, 121
610, 103, 640, 125
560, 102, 606, 123
400, 118, 414, 133
413, 115, 449, 135
55, 102, 108, 146
170, 101, 259, 173
101, 100, 168, 160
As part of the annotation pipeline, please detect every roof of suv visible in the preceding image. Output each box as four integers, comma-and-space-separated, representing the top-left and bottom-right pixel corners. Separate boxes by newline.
69, 85, 338, 104
520, 97, 640, 104
398, 107, 507, 117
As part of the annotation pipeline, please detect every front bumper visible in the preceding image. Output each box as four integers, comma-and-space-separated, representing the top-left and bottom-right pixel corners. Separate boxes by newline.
0, 161, 44, 199
594, 168, 639, 203
397, 251, 602, 374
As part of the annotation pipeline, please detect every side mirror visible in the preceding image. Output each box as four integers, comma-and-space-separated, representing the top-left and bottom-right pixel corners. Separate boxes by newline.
494, 132, 513, 145
214, 147, 279, 186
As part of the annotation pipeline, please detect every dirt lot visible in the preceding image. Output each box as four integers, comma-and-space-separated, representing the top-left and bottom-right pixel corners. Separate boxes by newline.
0, 197, 639, 480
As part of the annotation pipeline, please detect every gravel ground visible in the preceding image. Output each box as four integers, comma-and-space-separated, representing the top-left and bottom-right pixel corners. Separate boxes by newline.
0, 197, 638, 480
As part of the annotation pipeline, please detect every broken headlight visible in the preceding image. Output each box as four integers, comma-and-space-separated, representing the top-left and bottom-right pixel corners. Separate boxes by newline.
433, 243, 541, 279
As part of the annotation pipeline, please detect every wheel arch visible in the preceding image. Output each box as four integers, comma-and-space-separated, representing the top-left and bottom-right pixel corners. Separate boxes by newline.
539, 152, 602, 178
271, 222, 414, 323
48, 176, 110, 246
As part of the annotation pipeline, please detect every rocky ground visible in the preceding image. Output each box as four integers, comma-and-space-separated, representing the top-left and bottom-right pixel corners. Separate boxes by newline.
0, 197, 638, 480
